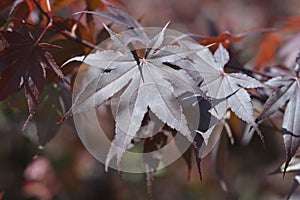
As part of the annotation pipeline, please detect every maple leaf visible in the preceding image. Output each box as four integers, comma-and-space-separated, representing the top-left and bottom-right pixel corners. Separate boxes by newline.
178, 44, 263, 125
257, 57, 300, 172
63, 24, 207, 170
0, 30, 65, 130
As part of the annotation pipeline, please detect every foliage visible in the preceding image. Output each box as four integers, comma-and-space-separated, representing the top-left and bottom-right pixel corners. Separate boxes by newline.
1, 0, 300, 199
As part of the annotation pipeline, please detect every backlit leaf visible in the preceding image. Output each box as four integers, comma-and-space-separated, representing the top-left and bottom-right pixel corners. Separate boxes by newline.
190, 43, 263, 124
64, 24, 207, 170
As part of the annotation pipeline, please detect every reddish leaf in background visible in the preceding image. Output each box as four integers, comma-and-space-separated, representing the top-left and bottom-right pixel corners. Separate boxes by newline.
253, 32, 282, 70
199, 31, 243, 51
199, 29, 270, 51
0, 30, 66, 130
280, 17, 300, 32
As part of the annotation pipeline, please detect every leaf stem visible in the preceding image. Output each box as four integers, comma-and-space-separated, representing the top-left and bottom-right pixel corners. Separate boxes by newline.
34, 18, 53, 45
226, 64, 274, 79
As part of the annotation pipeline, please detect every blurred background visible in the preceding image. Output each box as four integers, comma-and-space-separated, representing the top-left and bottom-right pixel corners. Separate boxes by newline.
1, 0, 300, 199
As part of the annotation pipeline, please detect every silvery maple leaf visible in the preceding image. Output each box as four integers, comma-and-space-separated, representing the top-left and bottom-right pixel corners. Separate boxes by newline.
63, 24, 206, 170
179, 44, 263, 125
257, 55, 300, 171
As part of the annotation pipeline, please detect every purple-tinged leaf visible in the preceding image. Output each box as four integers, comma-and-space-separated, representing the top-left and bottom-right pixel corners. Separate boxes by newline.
66, 26, 204, 170
258, 73, 300, 170
0, 30, 66, 129
283, 82, 300, 172
191, 44, 263, 124
257, 77, 294, 122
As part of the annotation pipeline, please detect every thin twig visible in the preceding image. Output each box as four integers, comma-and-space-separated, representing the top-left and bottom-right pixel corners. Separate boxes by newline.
34, 18, 53, 44
226, 64, 274, 79
71, 12, 85, 35
52, 27, 99, 50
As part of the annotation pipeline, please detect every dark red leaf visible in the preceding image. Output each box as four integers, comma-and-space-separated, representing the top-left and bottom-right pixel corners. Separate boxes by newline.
0, 30, 66, 129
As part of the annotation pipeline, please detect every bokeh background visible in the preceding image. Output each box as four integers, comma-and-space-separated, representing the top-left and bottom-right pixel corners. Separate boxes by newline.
1, 0, 300, 199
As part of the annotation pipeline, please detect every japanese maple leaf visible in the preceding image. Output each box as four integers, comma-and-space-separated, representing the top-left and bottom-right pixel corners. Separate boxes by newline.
0, 30, 65, 129
178, 44, 263, 126
63, 24, 205, 169
257, 60, 300, 171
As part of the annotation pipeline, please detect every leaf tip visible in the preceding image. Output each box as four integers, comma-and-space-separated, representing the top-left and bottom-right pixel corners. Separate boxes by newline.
22, 114, 34, 131
252, 124, 265, 148
283, 156, 292, 178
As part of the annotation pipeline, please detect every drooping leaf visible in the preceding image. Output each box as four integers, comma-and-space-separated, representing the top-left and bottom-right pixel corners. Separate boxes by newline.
258, 59, 300, 171
177, 93, 223, 180
143, 132, 168, 194
64, 24, 206, 170
0, 30, 66, 129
